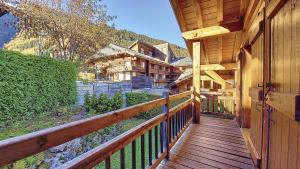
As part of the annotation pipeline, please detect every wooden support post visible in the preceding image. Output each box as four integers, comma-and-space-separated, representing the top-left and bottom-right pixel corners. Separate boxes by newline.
162, 92, 170, 159
193, 42, 201, 124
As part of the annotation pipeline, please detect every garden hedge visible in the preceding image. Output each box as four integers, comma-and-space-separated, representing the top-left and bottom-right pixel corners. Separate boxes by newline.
0, 50, 77, 127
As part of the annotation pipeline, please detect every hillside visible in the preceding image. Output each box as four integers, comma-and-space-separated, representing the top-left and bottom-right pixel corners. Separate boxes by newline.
5, 26, 189, 58
109, 29, 189, 57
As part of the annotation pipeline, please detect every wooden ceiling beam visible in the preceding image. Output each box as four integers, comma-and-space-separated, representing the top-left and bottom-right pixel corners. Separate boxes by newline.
182, 24, 242, 40
239, 0, 249, 20
201, 63, 236, 71
193, 0, 204, 28
217, 0, 223, 23
205, 70, 226, 89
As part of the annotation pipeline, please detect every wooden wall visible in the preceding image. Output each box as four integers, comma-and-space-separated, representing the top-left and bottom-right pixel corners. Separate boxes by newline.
241, 49, 253, 128
268, 0, 300, 168
250, 34, 264, 160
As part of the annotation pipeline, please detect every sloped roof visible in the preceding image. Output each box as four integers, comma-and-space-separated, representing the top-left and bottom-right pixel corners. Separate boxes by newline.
169, 70, 193, 87
171, 57, 192, 67
89, 44, 175, 66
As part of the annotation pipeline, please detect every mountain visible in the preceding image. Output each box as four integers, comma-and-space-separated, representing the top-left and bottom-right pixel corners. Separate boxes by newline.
109, 29, 189, 57
0, 13, 17, 48
4, 20, 189, 57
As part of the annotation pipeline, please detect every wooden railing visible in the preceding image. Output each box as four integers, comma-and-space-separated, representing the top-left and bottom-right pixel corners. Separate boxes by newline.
200, 93, 237, 115
0, 91, 193, 169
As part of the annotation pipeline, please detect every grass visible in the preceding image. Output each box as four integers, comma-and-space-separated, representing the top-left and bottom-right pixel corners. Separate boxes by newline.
95, 122, 163, 169
0, 106, 83, 141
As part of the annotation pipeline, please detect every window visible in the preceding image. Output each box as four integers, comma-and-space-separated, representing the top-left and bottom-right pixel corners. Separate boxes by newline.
151, 64, 155, 69
118, 73, 124, 81
141, 48, 144, 54
141, 61, 145, 68
125, 72, 131, 80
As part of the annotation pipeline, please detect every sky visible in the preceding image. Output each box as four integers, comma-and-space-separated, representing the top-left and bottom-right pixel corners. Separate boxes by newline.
102, 0, 186, 48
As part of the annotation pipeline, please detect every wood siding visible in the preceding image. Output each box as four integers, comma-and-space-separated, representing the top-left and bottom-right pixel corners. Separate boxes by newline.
250, 33, 264, 161
268, 0, 300, 169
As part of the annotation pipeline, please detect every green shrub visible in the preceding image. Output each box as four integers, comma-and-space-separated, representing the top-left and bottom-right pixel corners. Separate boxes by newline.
126, 92, 161, 119
84, 92, 122, 114
0, 50, 77, 127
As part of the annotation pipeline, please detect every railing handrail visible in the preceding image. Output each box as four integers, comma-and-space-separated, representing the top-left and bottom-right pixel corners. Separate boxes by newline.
0, 91, 193, 167
62, 98, 193, 169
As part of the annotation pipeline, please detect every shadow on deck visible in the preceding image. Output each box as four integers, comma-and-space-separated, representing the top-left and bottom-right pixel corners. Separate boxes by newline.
159, 116, 255, 169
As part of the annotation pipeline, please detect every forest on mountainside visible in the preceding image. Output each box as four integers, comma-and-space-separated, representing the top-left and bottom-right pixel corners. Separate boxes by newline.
4, 25, 190, 58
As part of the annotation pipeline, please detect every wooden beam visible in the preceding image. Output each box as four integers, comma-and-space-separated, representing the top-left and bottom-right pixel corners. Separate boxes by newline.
239, 0, 249, 20
205, 70, 226, 89
266, 92, 300, 121
218, 88, 237, 93
201, 63, 237, 71
193, 0, 203, 28
217, 0, 223, 23
192, 42, 201, 124
182, 25, 242, 40
218, 37, 223, 63
266, 0, 287, 18
243, 0, 263, 31
248, 10, 264, 45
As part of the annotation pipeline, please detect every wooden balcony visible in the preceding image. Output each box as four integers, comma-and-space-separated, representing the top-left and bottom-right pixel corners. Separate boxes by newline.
0, 91, 253, 169
159, 116, 254, 169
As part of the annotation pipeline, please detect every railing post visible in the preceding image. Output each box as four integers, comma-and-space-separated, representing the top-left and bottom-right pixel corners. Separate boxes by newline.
192, 87, 200, 124
162, 91, 170, 159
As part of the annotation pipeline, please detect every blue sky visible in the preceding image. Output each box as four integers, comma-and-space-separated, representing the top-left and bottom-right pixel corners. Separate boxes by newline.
102, 0, 186, 48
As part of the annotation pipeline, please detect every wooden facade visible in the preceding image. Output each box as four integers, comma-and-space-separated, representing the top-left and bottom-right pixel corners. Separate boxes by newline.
87, 42, 181, 88
170, 0, 300, 168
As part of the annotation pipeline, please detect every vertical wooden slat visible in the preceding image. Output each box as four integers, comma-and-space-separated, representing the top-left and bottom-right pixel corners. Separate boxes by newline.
162, 92, 170, 159
154, 126, 158, 159
159, 123, 163, 154
132, 140, 136, 169
141, 135, 145, 169
148, 130, 152, 165
120, 148, 125, 169
172, 115, 175, 139
105, 156, 111, 169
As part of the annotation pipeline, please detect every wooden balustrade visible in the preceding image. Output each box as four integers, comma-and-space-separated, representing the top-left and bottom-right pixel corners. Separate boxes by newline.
200, 93, 236, 115
0, 91, 194, 169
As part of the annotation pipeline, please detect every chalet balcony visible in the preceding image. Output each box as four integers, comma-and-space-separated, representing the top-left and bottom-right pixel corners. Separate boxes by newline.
0, 91, 254, 169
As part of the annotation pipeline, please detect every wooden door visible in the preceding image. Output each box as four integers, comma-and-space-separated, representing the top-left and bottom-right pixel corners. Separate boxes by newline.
267, 0, 300, 168
248, 33, 264, 168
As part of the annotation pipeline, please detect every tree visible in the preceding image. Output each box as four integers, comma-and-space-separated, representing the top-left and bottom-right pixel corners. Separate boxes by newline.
14, 0, 115, 61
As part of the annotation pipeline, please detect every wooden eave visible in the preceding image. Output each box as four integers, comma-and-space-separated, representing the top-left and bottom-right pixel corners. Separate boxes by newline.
170, 0, 247, 65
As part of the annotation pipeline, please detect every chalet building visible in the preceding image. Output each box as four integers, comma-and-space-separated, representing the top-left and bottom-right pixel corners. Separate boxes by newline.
87, 41, 181, 88
170, 56, 192, 72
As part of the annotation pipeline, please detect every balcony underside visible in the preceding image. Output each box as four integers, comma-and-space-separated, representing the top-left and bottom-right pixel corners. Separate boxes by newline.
159, 116, 255, 169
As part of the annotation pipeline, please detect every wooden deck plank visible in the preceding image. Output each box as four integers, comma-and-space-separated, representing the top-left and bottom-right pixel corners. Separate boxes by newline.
162, 116, 255, 169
